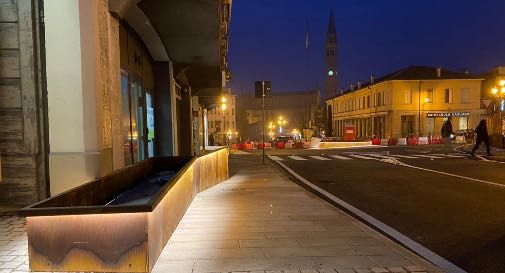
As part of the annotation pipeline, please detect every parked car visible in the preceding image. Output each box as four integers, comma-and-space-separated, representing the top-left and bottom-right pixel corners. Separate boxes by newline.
270, 136, 293, 148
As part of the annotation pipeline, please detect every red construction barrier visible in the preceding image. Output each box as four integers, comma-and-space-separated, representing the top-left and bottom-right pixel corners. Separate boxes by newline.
238, 143, 246, 150
277, 142, 285, 149
388, 138, 398, 146
245, 143, 253, 150
372, 138, 381, 145
407, 137, 418, 145
231, 144, 237, 149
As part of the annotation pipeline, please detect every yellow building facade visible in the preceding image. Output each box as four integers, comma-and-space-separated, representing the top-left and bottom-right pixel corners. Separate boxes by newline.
326, 66, 484, 139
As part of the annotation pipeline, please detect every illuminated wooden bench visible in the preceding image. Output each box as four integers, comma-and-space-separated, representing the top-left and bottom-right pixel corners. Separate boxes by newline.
19, 148, 228, 273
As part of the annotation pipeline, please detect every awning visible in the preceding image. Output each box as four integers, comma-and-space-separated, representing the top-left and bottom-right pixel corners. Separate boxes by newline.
109, 0, 230, 97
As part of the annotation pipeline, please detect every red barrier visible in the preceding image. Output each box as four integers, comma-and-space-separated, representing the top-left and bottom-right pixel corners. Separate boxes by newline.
277, 142, 285, 149
231, 144, 237, 149
407, 137, 418, 145
238, 143, 246, 150
372, 138, 381, 145
388, 138, 398, 146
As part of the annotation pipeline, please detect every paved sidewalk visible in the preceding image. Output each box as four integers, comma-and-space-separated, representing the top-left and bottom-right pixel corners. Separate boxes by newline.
0, 155, 445, 273
152, 155, 444, 273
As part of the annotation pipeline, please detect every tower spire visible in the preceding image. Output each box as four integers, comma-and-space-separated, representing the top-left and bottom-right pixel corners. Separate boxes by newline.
328, 9, 336, 34
324, 9, 338, 101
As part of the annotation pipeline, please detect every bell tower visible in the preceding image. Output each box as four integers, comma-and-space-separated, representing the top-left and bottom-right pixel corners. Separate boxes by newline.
324, 10, 338, 100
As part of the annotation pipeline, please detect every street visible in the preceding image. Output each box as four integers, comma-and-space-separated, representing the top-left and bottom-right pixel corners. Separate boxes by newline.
259, 145, 505, 273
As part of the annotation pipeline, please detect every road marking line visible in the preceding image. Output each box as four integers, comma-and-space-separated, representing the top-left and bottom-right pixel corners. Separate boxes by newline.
348, 154, 376, 160
273, 160, 465, 273
329, 155, 353, 160
309, 156, 331, 161
388, 154, 419, 159
432, 153, 466, 158
288, 156, 307, 161
412, 154, 444, 159
363, 154, 396, 159
268, 156, 284, 161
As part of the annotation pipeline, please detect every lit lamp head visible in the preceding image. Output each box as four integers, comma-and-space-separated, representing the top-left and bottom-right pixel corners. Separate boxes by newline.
220, 96, 227, 111
502, 87, 505, 94
500, 80, 505, 87
492, 87, 498, 95
424, 97, 430, 103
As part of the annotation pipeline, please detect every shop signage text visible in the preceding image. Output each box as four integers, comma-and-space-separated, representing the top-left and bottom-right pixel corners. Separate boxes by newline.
426, 112, 470, 118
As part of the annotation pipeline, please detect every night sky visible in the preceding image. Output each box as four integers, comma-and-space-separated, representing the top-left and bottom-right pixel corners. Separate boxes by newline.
227, 0, 505, 95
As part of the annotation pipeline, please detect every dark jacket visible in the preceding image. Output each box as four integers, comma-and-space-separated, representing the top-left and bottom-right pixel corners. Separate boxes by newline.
441, 121, 453, 138
476, 124, 489, 140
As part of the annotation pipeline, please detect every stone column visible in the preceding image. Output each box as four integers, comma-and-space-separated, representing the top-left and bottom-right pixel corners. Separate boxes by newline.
44, 0, 121, 195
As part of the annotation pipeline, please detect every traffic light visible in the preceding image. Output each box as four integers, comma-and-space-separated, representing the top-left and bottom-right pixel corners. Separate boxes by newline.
255, 81, 271, 98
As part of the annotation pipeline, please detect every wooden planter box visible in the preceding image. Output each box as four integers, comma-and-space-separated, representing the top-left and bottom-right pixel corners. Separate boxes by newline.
19, 148, 228, 272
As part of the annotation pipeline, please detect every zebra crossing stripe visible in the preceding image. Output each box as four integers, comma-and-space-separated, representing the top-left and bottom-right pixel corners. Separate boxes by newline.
309, 156, 331, 160
412, 154, 444, 159
268, 156, 284, 161
288, 156, 307, 161
329, 155, 353, 160
348, 154, 376, 160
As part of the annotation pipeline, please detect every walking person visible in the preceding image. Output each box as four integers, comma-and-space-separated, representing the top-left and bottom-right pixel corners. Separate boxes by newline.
441, 117, 454, 144
471, 119, 492, 156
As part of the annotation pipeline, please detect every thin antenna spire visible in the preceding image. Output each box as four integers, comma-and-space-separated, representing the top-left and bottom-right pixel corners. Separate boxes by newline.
305, 16, 310, 89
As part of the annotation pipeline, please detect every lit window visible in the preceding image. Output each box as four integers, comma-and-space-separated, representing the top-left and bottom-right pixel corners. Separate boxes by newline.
444, 89, 453, 103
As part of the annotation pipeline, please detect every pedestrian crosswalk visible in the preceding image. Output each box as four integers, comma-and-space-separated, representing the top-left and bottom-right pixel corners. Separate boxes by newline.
269, 153, 469, 162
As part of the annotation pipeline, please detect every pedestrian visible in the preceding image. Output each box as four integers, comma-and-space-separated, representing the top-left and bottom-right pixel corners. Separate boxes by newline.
441, 117, 454, 144
471, 119, 492, 156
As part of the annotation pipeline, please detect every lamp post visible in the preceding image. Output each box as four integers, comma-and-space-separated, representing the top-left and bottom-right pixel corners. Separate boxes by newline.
277, 116, 287, 133
418, 80, 423, 137
221, 96, 227, 146
491, 79, 505, 147
268, 122, 276, 138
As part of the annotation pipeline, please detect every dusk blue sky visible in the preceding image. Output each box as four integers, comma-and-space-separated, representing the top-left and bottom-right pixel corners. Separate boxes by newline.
227, 0, 505, 95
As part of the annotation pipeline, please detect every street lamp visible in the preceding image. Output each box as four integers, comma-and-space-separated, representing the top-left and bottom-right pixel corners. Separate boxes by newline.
490, 79, 505, 147
221, 96, 227, 145
292, 129, 301, 141
277, 116, 287, 133
226, 129, 237, 151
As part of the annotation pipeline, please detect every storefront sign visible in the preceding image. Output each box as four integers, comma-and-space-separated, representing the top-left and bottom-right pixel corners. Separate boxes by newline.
426, 112, 469, 118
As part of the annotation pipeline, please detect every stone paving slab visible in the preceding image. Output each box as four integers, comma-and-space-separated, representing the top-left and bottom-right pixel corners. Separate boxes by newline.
0, 155, 446, 273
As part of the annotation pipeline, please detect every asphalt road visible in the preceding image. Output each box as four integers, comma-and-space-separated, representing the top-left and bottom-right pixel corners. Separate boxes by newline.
262, 145, 505, 273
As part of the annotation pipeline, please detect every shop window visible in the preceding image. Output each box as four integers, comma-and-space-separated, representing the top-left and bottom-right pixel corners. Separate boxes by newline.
146, 91, 155, 157
121, 74, 133, 165
427, 89, 434, 103
460, 88, 470, 104
121, 73, 147, 165
459, 117, 468, 130
377, 92, 382, 106
367, 95, 370, 108
444, 89, 453, 103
